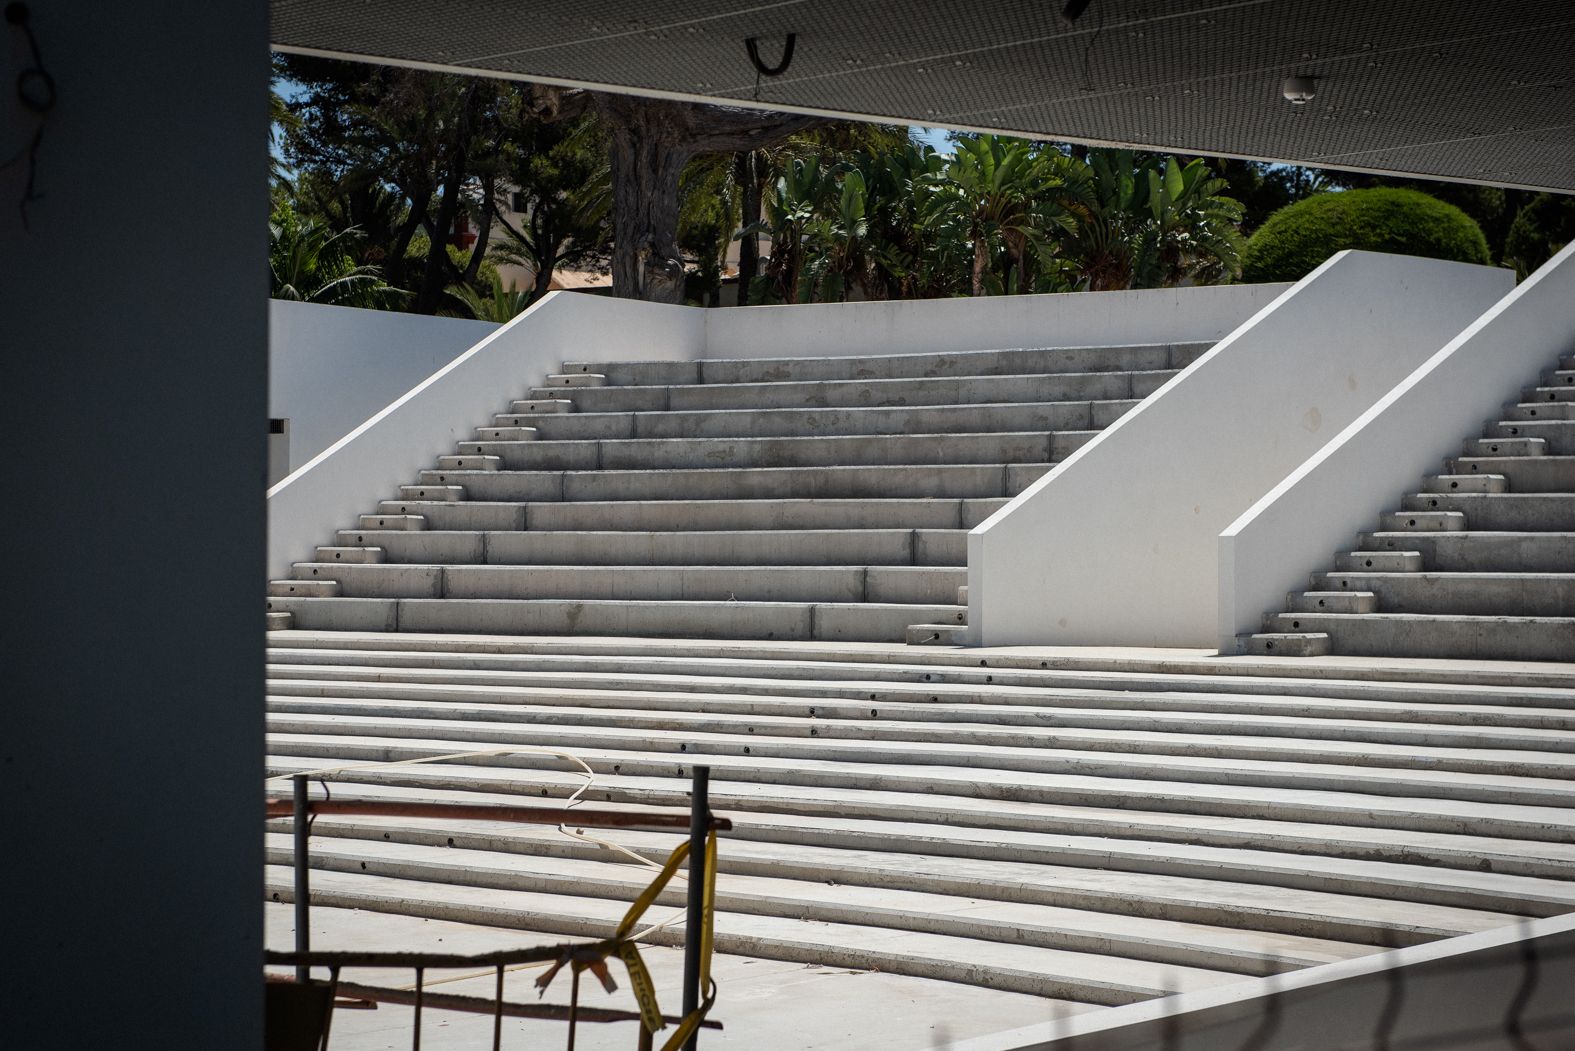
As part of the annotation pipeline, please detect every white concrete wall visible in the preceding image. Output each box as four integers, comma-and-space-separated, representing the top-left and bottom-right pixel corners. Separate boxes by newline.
958, 914, 1575, 1051
968, 252, 1514, 648
269, 300, 499, 470
1219, 242, 1575, 649
703, 283, 1287, 360
267, 291, 703, 579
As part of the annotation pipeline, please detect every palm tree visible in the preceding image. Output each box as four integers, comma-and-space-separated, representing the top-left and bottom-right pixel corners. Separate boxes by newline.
928, 136, 1074, 296
445, 272, 532, 322
268, 199, 407, 308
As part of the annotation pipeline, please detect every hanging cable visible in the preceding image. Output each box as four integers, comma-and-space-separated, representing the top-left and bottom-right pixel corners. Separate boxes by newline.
3, 3, 55, 228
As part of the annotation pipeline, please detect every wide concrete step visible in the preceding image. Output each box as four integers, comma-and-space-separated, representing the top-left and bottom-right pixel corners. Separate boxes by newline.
266, 830, 1365, 977
1445, 455, 1575, 492
1358, 531, 1575, 572
1418, 474, 1507, 494
1243, 633, 1330, 658
1523, 385, 1575, 403
1488, 420, 1575, 454
1460, 436, 1545, 458
264, 597, 963, 641
264, 863, 1233, 1005
1400, 493, 1575, 531
533, 372, 1171, 414
264, 789, 1565, 931
1546, 369, 1575, 387
265, 663, 1575, 738
268, 578, 339, 598
375, 500, 526, 530
519, 497, 1009, 532
495, 399, 1136, 441
1263, 612, 1575, 662
289, 562, 962, 604
264, 693, 1575, 779
330, 528, 967, 567
1503, 401, 1575, 422
565, 343, 1206, 388
419, 463, 1053, 502
455, 431, 1083, 470
262, 734, 1575, 859
266, 714, 1575, 811
1286, 592, 1377, 614
263, 741, 1575, 880
1312, 572, 1575, 617
1377, 510, 1465, 532
264, 640, 1575, 711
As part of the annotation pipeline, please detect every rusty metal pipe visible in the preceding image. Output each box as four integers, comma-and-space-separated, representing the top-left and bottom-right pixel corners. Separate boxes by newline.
263, 798, 730, 832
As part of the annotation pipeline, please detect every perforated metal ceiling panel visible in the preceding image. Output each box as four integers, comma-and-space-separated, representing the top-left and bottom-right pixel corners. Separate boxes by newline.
271, 0, 1575, 191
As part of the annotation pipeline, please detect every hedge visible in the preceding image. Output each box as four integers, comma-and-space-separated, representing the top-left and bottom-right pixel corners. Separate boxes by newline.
1241, 187, 1491, 283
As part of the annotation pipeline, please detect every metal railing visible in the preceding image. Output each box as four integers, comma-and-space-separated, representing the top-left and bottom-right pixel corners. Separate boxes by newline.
265, 765, 726, 1051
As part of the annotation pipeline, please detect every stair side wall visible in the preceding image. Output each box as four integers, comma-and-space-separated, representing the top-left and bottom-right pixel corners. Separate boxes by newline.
1218, 242, 1575, 651
968, 251, 1515, 649
266, 292, 704, 579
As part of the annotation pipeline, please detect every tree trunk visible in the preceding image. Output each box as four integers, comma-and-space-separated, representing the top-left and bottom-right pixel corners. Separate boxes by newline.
417, 162, 465, 313
530, 88, 824, 304
603, 103, 693, 304
972, 236, 989, 297
462, 172, 495, 285
735, 151, 761, 306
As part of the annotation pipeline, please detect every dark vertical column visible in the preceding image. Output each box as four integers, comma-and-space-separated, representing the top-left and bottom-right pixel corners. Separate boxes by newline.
0, 1, 267, 1047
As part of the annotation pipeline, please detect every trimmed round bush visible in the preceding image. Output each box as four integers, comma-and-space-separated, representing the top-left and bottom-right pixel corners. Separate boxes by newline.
1242, 188, 1491, 282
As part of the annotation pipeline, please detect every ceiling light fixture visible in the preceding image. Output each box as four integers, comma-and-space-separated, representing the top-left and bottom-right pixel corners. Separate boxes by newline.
1282, 75, 1318, 104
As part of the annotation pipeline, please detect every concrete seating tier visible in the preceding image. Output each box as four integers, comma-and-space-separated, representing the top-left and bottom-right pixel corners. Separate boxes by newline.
269, 342, 1211, 642
1248, 352, 1575, 662
265, 632, 1575, 1008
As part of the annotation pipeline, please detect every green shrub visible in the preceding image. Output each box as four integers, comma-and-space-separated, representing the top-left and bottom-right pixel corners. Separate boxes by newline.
1241, 188, 1491, 282
1503, 193, 1575, 279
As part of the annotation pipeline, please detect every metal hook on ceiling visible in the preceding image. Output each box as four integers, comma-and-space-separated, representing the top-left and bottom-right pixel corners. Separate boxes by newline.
745, 34, 796, 78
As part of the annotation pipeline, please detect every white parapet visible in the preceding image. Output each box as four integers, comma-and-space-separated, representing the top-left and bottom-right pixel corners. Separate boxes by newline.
270, 300, 499, 471
701, 283, 1289, 360
1217, 242, 1575, 652
266, 291, 704, 580
967, 251, 1515, 649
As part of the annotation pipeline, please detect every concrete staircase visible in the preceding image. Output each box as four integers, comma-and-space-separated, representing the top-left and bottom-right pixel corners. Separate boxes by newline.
268, 342, 1209, 643
266, 632, 1575, 1010
1250, 353, 1575, 662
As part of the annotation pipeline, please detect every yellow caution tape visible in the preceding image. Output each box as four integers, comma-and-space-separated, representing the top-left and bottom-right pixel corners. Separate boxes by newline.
534, 830, 722, 1043
618, 941, 664, 1033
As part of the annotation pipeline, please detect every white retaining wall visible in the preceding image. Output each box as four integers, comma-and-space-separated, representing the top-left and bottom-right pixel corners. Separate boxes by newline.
967, 251, 1514, 649
266, 292, 703, 579
269, 300, 498, 471
956, 913, 1575, 1051
1218, 243, 1575, 649
703, 283, 1288, 359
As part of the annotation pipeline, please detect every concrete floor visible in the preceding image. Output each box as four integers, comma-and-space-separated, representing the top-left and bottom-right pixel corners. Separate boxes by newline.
266, 903, 1094, 1050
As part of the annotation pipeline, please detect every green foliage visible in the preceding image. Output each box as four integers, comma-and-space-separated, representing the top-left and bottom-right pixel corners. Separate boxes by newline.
1241, 188, 1491, 282
490, 111, 612, 302
742, 137, 1245, 303
1503, 193, 1575, 279
445, 272, 532, 322
269, 198, 407, 308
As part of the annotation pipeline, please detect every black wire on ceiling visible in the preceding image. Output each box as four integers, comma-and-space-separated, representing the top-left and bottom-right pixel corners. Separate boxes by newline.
3, 2, 55, 229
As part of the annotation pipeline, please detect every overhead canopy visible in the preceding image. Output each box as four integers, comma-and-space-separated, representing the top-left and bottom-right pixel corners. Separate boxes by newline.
272, 0, 1575, 192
